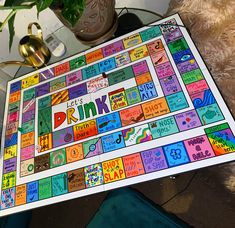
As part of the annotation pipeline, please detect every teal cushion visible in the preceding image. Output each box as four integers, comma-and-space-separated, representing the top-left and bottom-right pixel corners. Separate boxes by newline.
88, 188, 190, 228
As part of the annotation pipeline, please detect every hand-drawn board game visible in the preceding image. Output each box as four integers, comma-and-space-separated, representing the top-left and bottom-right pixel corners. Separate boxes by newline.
1, 14, 235, 216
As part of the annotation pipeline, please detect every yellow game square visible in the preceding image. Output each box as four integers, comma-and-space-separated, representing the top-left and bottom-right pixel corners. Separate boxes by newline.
4, 145, 17, 160
102, 158, 126, 183
129, 45, 149, 62
123, 33, 142, 49
2, 171, 16, 190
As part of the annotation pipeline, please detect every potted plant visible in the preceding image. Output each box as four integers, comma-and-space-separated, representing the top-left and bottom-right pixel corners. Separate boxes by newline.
0, 0, 117, 50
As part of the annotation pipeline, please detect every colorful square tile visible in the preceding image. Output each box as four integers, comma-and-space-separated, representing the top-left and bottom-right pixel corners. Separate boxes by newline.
84, 163, 103, 188
20, 158, 34, 177
141, 147, 168, 173
184, 135, 215, 161
97, 112, 121, 134
15, 184, 26, 206
102, 158, 126, 183
138, 82, 157, 101
52, 173, 68, 196
1, 188, 15, 209
66, 144, 83, 163
68, 169, 85, 192
50, 149, 66, 168
166, 92, 188, 112
39, 177, 52, 200
207, 128, 235, 155
83, 138, 103, 158
123, 124, 152, 146
197, 103, 224, 125
163, 142, 190, 167
27, 181, 38, 203
149, 116, 179, 139
123, 153, 145, 177
126, 87, 141, 105
160, 75, 181, 96
102, 132, 125, 153
175, 110, 202, 131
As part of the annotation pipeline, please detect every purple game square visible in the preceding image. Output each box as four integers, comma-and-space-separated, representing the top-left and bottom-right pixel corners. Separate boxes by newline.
36, 82, 50, 97
102, 40, 124, 57
39, 68, 55, 82
53, 127, 74, 147
175, 110, 202, 131
69, 83, 87, 99
160, 75, 182, 96
22, 109, 35, 123
141, 147, 168, 173
3, 157, 17, 174
177, 60, 199, 74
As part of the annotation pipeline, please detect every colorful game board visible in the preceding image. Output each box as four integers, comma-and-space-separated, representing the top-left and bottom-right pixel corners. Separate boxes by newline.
1, 14, 235, 216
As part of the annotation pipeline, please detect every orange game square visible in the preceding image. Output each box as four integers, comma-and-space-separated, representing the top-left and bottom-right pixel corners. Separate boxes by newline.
86, 49, 103, 64
66, 144, 84, 163
15, 184, 27, 206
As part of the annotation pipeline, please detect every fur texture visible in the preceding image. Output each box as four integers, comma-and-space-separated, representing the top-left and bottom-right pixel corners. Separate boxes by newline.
167, 0, 235, 193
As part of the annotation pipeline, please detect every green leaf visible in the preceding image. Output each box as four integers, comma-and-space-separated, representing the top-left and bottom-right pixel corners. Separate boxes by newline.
62, 0, 85, 26
61, 8, 80, 27
36, 0, 53, 13
8, 13, 16, 51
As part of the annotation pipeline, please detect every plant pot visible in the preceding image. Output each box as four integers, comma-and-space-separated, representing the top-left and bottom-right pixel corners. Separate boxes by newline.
52, 0, 118, 46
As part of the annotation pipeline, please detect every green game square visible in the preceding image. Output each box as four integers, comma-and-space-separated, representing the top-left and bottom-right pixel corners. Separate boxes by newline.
38, 107, 52, 136
140, 26, 161, 42
22, 119, 35, 134
50, 76, 66, 92
50, 149, 66, 168
39, 177, 52, 200
149, 116, 179, 139
196, 103, 224, 125
181, 69, 204, 84
52, 173, 68, 196
108, 66, 134, 86
126, 87, 141, 105
9, 101, 20, 113
38, 96, 51, 110
70, 56, 86, 70
168, 38, 189, 54
23, 88, 35, 101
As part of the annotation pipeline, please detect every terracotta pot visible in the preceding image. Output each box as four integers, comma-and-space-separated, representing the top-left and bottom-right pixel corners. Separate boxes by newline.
52, 0, 118, 46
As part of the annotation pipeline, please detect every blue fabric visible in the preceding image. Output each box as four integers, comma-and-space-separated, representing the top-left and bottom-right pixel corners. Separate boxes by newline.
88, 188, 190, 228
0, 211, 32, 228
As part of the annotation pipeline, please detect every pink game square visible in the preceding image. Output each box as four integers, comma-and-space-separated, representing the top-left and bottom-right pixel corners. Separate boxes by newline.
184, 135, 215, 162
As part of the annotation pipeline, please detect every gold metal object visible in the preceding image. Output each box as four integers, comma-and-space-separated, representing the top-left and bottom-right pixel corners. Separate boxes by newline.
0, 22, 51, 68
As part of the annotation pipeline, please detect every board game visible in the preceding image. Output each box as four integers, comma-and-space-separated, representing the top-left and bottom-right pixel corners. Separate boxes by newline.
1, 14, 235, 216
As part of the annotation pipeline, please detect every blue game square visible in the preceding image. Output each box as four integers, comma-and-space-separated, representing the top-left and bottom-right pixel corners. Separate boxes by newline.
4, 133, 18, 148
163, 141, 190, 167
97, 112, 122, 134
101, 131, 125, 152
138, 82, 157, 101
52, 173, 68, 196
82, 64, 100, 79
27, 181, 39, 203
172, 49, 194, 65
166, 91, 188, 112
10, 81, 21, 93
99, 57, 116, 72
